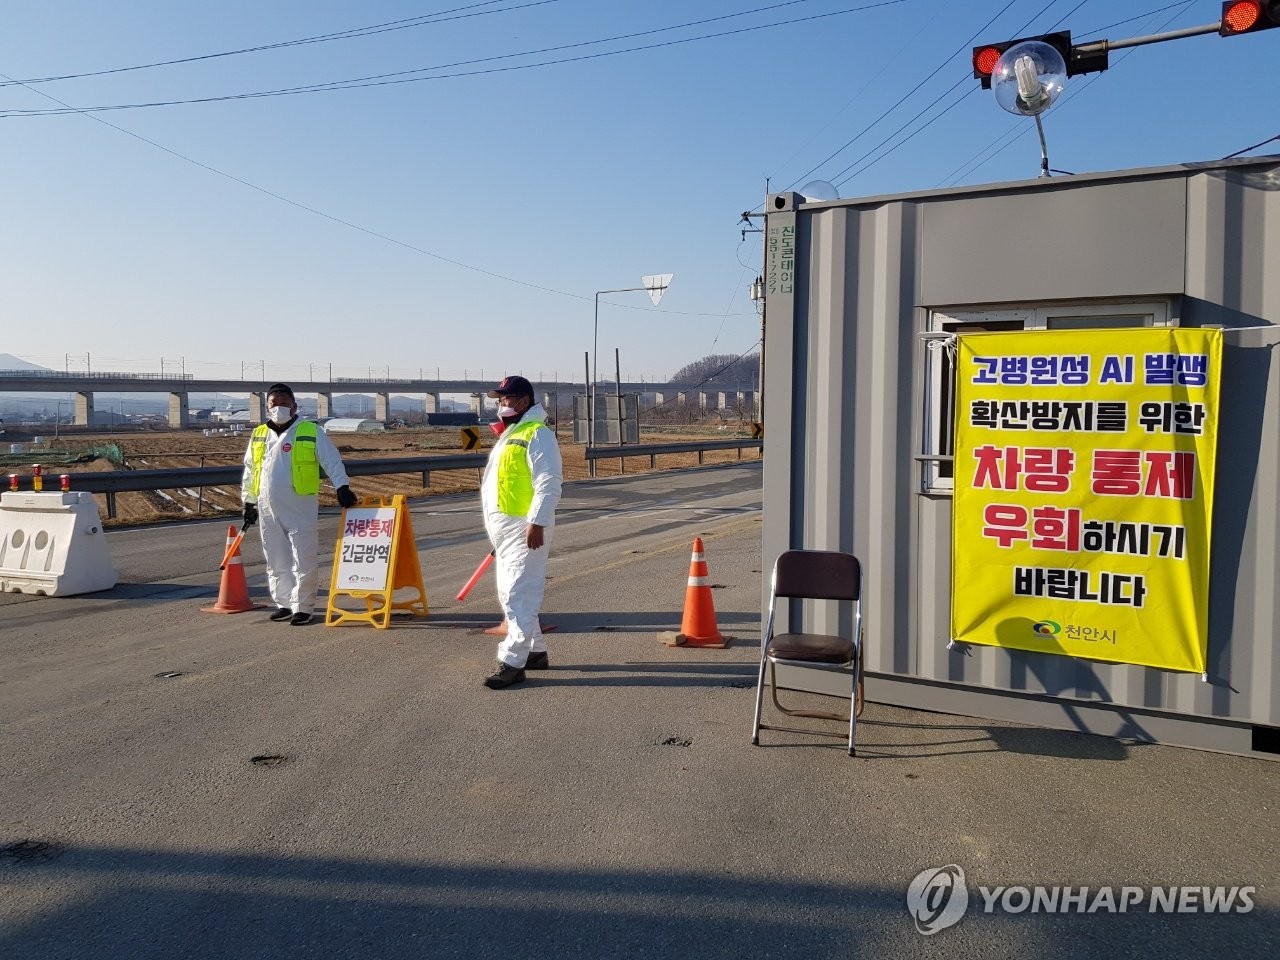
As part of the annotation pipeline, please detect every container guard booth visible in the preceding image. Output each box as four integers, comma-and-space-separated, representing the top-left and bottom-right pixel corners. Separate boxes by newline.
762, 155, 1280, 758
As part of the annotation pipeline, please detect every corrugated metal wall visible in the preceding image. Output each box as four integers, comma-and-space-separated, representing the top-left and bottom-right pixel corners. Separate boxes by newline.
762, 157, 1280, 755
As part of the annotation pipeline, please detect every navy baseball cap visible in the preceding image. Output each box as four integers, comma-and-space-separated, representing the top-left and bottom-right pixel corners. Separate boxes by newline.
487, 375, 534, 399
266, 383, 295, 400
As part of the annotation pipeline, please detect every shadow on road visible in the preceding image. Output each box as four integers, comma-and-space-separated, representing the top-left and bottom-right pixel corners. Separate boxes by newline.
0, 844, 1271, 959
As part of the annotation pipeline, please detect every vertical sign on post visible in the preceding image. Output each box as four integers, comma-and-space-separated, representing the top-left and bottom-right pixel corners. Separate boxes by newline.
325, 494, 428, 628
951, 327, 1221, 674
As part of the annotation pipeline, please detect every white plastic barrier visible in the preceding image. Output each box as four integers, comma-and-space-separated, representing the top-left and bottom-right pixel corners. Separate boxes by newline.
0, 491, 117, 596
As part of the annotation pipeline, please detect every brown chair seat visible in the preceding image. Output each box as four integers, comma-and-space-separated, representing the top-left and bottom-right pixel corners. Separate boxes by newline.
768, 632, 854, 664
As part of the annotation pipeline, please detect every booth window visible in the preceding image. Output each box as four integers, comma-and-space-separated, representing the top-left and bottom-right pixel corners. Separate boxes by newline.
920, 300, 1173, 494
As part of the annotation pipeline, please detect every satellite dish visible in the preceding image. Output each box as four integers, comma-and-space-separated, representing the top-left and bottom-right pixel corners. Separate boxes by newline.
991, 41, 1066, 117
798, 180, 840, 202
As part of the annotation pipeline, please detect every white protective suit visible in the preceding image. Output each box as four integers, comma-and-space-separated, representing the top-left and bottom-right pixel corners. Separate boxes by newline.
241, 419, 351, 617
480, 402, 563, 667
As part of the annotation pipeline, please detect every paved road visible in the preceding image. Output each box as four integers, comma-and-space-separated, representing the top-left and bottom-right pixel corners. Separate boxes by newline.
1, 462, 1276, 959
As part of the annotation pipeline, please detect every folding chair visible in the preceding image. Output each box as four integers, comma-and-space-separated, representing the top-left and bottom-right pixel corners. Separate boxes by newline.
751, 549, 864, 756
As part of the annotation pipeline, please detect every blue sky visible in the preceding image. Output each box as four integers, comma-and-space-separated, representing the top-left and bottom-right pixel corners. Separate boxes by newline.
1, 1, 1275, 386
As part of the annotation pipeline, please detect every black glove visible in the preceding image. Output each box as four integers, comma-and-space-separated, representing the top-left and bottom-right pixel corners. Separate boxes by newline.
336, 485, 358, 509
242, 503, 258, 528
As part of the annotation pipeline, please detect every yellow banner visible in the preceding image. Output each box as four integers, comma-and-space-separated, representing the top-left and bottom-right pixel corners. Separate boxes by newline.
951, 327, 1221, 673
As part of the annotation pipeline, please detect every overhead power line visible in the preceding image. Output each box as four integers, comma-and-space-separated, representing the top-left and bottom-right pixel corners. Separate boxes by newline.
0, 1, 556, 87
780, 0, 1021, 192
0, 1, 905, 118
779, 0, 1097, 199
1220, 132, 1280, 160
936, 0, 1200, 188
0, 65, 742, 319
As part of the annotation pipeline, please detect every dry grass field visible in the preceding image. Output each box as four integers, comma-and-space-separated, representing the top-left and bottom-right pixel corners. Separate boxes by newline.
5, 424, 760, 527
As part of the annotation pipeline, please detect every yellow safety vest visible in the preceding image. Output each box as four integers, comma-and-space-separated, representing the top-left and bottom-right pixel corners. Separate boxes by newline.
248, 421, 321, 497
496, 419, 547, 517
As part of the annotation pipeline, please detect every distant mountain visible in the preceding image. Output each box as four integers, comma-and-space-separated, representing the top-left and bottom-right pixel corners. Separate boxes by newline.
0, 354, 51, 371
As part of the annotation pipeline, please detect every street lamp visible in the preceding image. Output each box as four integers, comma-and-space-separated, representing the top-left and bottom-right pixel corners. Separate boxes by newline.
592, 274, 672, 442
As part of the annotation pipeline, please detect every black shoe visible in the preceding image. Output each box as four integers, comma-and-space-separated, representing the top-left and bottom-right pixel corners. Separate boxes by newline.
525, 651, 549, 670
269, 608, 293, 622
483, 664, 526, 689
289, 612, 313, 626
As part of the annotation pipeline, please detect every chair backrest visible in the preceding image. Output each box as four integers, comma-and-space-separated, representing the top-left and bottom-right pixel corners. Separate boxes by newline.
772, 549, 861, 602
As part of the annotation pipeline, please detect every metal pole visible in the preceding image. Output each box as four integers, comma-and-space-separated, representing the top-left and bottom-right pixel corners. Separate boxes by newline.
593, 284, 658, 443
1076, 21, 1220, 53
1035, 113, 1050, 178
584, 351, 594, 478
615, 347, 623, 448
592, 291, 600, 444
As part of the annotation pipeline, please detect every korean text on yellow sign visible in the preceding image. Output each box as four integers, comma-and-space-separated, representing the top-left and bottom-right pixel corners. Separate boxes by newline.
951, 327, 1221, 673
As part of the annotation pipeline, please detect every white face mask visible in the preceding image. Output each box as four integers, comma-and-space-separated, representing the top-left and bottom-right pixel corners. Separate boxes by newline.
268, 405, 293, 425
498, 403, 522, 421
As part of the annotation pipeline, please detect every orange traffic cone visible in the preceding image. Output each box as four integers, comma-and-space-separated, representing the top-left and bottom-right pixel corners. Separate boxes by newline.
659, 537, 732, 648
202, 524, 260, 614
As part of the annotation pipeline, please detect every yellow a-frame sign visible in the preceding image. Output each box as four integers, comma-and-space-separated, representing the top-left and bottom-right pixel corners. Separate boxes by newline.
324, 494, 428, 628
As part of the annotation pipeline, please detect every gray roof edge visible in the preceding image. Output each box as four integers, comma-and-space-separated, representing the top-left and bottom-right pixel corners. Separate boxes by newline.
791, 152, 1280, 211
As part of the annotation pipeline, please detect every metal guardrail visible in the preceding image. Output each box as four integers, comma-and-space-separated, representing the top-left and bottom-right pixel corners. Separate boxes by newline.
0, 369, 195, 381
62, 453, 488, 519
585, 438, 762, 475
25, 439, 761, 518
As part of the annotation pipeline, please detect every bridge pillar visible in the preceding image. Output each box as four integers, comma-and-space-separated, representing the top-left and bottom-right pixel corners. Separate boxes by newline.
676, 392, 687, 407
168, 392, 189, 428
699, 392, 709, 411
651, 391, 664, 407
250, 392, 266, 424
424, 393, 439, 414
316, 393, 332, 418
717, 392, 728, 410
469, 394, 483, 415
74, 392, 95, 426
375, 393, 389, 422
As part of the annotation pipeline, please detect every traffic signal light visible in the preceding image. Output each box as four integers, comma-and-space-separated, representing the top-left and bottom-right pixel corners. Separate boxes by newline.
1220, 0, 1280, 35
971, 31, 1108, 89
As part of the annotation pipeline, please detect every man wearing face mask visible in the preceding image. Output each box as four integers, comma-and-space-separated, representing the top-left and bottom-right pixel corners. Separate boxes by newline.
241, 383, 358, 626
480, 375, 563, 689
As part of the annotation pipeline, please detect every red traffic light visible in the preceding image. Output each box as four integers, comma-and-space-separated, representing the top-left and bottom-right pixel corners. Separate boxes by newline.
973, 45, 1003, 79
1221, 0, 1280, 34
971, 31, 1107, 89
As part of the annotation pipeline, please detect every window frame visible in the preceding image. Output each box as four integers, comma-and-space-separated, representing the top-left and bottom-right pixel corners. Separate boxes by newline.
920, 298, 1174, 494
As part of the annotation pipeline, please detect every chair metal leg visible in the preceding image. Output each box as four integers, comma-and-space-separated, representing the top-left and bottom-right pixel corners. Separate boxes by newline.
750, 645, 770, 746
756, 651, 861, 753
769, 666, 849, 723
848, 667, 858, 756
